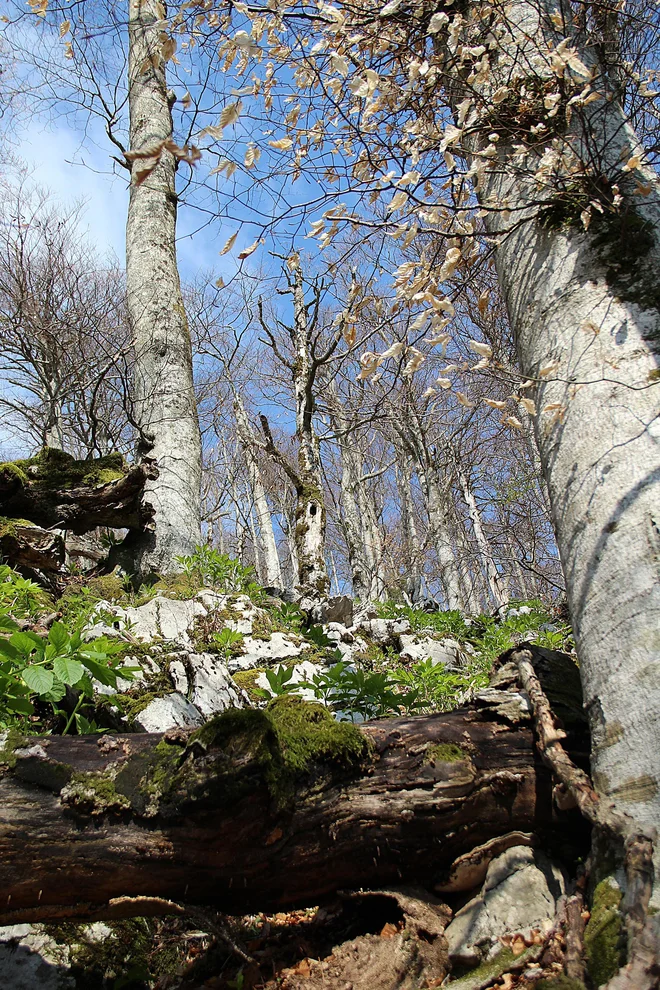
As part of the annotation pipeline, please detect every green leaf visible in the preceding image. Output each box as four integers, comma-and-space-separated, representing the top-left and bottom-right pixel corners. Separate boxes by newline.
10, 631, 43, 656
22, 665, 54, 695
0, 614, 19, 632
41, 679, 67, 702
6, 696, 34, 715
80, 655, 118, 687
53, 656, 84, 686
48, 622, 70, 652
0, 639, 19, 661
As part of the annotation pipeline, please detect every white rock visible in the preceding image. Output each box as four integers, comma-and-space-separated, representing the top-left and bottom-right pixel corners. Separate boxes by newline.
398, 635, 462, 667
187, 653, 246, 716
133, 692, 204, 732
0, 924, 74, 990
227, 632, 309, 672
444, 846, 566, 966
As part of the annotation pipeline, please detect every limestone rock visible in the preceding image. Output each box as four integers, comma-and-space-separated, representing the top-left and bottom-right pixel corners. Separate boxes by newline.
444, 846, 566, 967
359, 616, 411, 645
398, 635, 462, 668
298, 594, 354, 626
85, 591, 268, 647
186, 653, 247, 716
227, 632, 309, 672
132, 692, 204, 732
0, 924, 73, 990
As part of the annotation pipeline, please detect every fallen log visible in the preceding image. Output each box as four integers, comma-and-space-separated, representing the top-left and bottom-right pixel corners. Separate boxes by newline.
0, 655, 590, 925
0, 519, 65, 572
0, 447, 157, 535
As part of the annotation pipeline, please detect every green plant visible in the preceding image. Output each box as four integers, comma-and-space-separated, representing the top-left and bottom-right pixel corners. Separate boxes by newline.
375, 601, 470, 639
213, 627, 245, 659
273, 602, 305, 632
0, 617, 137, 732
175, 545, 256, 593
254, 664, 299, 699
302, 661, 419, 722
0, 565, 52, 620
391, 659, 485, 714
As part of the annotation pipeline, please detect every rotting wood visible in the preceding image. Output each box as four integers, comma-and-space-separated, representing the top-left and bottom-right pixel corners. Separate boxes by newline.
0, 459, 157, 535
0, 674, 589, 925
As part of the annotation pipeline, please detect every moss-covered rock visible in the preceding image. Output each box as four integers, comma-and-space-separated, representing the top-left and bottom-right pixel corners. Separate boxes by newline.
536, 977, 586, 990
584, 877, 624, 986
233, 667, 267, 702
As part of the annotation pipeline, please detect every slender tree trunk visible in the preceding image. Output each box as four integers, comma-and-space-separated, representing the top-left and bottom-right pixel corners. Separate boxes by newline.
455, 465, 509, 608
125, 0, 202, 575
290, 271, 329, 593
396, 454, 423, 602
234, 395, 282, 587
331, 400, 382, 600
457, 0, 660, 833
423, 468, 464, 610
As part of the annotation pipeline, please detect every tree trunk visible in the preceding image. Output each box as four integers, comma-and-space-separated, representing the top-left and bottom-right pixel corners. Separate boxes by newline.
396, 454, 423, 602
234, 394, 282, 588
0, 651, 588, 924
290, 271, 329, 594
331, 400, 384, 601
462, 0, 660, 837
126, 0, 202, 575
424, 468, 464, 610
455, 463, 509, 608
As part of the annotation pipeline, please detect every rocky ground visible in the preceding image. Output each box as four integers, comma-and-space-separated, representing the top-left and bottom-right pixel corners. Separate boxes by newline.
0, 574, 598, 990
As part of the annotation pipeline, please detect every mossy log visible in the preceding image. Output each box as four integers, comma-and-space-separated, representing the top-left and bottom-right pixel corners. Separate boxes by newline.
0, 519, 65, 572
0, 668, 590, 925
0, 448, 157, 535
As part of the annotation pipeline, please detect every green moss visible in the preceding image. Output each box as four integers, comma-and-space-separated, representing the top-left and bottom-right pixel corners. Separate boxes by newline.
584, 877, 625, 986
233, 667, 267, 702
63, 770, 132, 815
169, 696, 371, 810
447, 947, 528, 987
0, 728, 28, 768
60, 698, 372, 820
0, 516, 39, 536
86, 572, 127, 603
0, 462, 29, 486
424, 742, 466, 764
44, 917, 157, 989
0, 448, 127, 491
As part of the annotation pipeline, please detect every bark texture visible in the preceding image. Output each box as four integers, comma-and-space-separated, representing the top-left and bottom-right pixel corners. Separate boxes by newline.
0, 652, 588, 924
234, 394, 283, 588
455, 0, 660, 835
0, 453, 157, 534
126, 0, 202, 575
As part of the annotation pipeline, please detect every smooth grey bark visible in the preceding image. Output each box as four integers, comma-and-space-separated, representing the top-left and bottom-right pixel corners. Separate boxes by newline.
397, 412, 463, 609
331, 397, 386, 601
396, 453, 424, 603
457, 0, 660, 835
454, 459, 509, 609
126, 0, 202, 574
233, 393, 283, 587
259, 268, 329, 593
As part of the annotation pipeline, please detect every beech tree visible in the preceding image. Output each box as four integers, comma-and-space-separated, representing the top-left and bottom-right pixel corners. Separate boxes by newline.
125, 0, 202, 573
